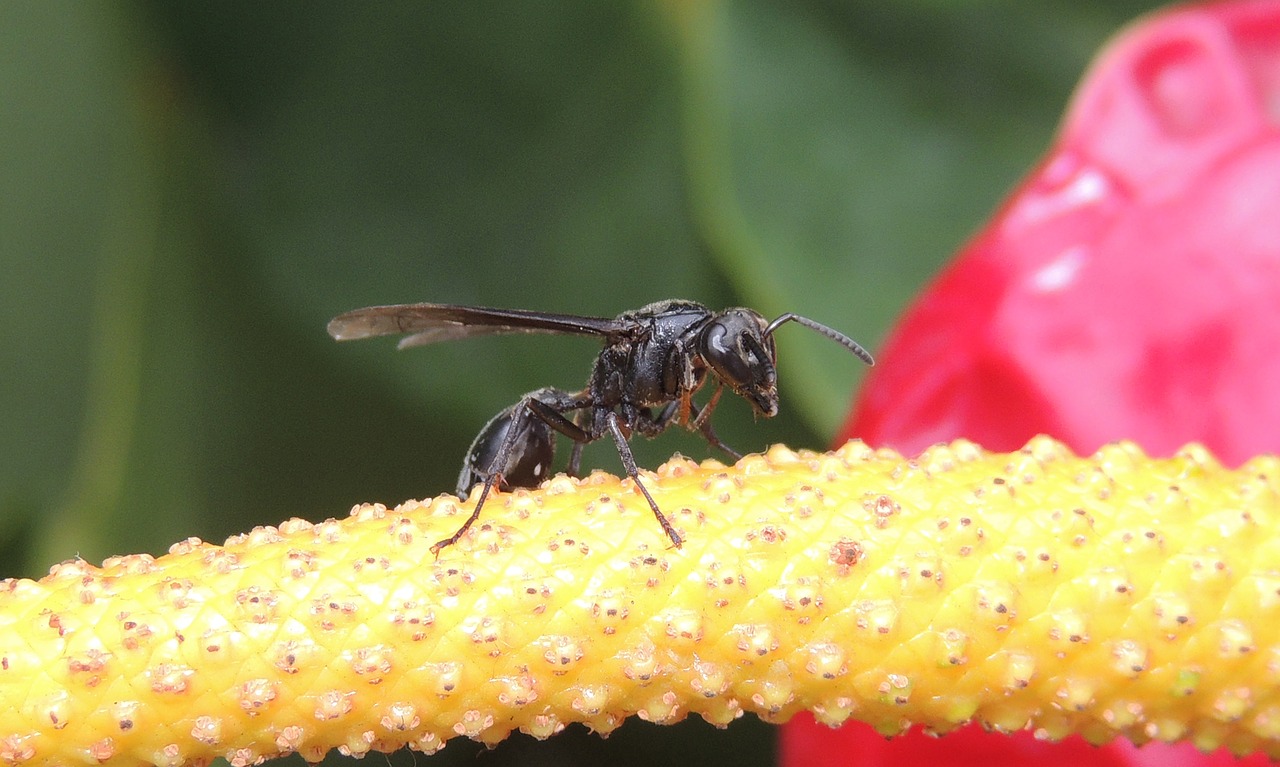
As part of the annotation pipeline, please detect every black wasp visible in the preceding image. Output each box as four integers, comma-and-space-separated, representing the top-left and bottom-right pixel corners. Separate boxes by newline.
328, 299, 873, 554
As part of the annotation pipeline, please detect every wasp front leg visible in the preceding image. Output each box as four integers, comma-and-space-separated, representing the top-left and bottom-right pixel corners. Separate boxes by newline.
650, 394, 742, 461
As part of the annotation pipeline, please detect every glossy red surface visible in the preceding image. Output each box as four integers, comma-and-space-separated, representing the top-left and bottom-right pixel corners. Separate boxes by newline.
781, 2, 1280, 764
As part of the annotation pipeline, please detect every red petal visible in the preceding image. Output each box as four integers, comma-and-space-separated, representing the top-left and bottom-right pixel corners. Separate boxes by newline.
849, 0, 1280, 467
784, 1, 1280, 765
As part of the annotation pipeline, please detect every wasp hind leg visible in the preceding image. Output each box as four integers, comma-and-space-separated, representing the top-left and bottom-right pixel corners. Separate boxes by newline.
432, 388, 589, 556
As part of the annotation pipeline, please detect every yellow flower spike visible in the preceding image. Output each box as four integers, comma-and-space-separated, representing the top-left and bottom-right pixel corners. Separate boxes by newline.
2, 436, 1280, 766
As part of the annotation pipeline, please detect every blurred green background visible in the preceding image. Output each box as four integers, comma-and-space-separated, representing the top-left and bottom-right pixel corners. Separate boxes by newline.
2, 1, 1169, 765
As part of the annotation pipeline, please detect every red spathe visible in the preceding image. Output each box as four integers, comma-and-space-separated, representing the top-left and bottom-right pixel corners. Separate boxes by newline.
782, 1, 1280, 765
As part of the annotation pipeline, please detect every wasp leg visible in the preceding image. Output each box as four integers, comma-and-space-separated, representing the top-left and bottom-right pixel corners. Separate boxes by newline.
524, 394, 598, 479
651, 396, 742, 461
432, 389, 589, 556
567, 440, 585, 477
632, 403, 675, 438
605, 411, 682, 548
534, 389, 596, 478
433, 482, 492, 556
525, 394, 593, 441
690, 383, 724, 431
690, 404, 742, 461
433, 431, 520, 556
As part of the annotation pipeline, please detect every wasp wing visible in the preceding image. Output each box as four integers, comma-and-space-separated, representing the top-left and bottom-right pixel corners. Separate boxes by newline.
327, 303, 628, 349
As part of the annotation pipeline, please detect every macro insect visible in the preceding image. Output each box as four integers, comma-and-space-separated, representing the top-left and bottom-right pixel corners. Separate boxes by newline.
328, 299, 874, 553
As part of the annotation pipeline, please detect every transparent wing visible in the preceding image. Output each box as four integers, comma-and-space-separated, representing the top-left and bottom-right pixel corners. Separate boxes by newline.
327, 303, 627, 349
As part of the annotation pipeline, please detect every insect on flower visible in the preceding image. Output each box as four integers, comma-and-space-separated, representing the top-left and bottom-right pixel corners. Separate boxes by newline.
329, 299, 873, 553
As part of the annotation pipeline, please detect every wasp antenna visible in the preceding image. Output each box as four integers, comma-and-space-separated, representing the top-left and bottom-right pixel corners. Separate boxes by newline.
765, 313, 875, 366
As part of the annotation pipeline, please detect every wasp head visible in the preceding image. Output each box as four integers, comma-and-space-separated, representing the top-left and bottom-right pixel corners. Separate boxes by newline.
700, 308, 779, 417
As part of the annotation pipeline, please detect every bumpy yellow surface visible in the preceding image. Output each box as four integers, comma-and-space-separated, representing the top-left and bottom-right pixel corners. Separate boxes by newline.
2, 437, 1280, 766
